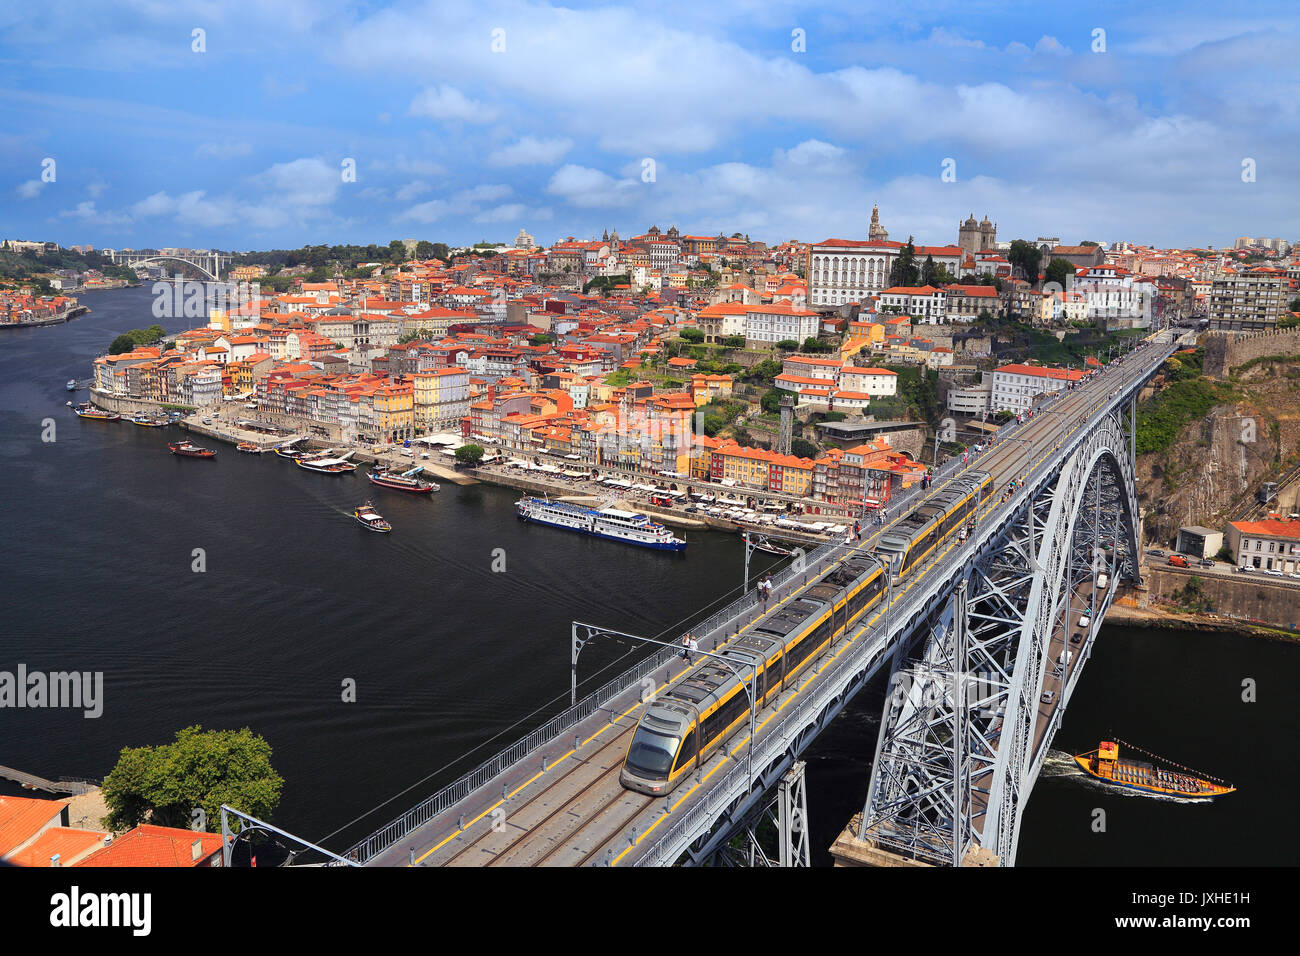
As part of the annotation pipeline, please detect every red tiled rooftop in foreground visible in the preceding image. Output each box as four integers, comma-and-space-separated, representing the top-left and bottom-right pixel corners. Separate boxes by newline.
0, 794, 65, 856
75, 825, 225, 867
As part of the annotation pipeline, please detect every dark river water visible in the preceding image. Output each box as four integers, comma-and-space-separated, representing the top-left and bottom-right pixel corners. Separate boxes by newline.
2, 286, 1295, 865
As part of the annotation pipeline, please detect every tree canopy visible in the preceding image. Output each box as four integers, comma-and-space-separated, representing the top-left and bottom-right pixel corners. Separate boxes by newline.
101, 725, 283, 832
1007, 240, 1043, 284
455, 443, 485, 465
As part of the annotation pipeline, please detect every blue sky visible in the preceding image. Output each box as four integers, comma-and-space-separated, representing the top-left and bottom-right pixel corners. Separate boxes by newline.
2, 1, 1297, 252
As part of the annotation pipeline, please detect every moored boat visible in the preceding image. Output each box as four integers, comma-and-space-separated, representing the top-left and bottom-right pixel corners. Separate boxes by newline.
297, 450, 358, 473
71, 402, 120, 421
129, 413, 167, 427
1073, 739, 1234, 799
516, 496, 686, 551
168, 440, 217, 459
353, 501, 391, 533
237, 441, 264, 454
368, 467, 438, 493
66, 379, 77, 391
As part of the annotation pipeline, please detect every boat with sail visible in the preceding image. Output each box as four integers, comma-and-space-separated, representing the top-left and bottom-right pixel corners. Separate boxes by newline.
1073, 739, 1235, 799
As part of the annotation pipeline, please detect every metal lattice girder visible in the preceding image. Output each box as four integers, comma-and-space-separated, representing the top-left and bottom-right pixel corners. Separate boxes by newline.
701, 761, 810, 868
861, 409, 1142, 866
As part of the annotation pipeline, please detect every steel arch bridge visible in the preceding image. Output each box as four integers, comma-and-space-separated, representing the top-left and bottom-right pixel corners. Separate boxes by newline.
225, 333, 1181, 868
859, 406, 1142, 866
108, 250, 229, 280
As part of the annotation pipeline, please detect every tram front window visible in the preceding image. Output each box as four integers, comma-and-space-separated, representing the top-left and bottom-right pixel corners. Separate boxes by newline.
626, 728, 680, 777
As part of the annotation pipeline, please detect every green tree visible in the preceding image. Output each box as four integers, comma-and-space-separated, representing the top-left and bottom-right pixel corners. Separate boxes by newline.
530, 332, 556, 345
722, 335, 747, 349
1044, 257, 1074, 289
101, 725, 283, 832
920, 254, 937, 287
415, 240, 436, 259
455, 443, 485, 466
388, 240, 407, 263
791, 437, 819, 459
888, 237, 919, 287
802, 336, 831, 353
761, 388, 784, 413
680, 327, 704, 343
1008, 239, 1043, 285
745, 358, 783, 384
776, 339, 799, 351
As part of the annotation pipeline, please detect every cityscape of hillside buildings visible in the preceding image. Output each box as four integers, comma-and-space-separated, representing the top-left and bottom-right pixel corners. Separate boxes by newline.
8, 210, 1299, 515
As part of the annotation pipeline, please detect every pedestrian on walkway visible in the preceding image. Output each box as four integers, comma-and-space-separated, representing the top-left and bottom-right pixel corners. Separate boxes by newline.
681, 632, 692, 662
688, 634, 699, 663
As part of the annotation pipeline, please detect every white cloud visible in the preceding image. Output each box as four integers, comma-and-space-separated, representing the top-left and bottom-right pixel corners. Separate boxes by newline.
86, 179, 108, 198
250, 157, 339, 207
473, 203, 529, 223
1033, 36, 1071, 56
487, 136, 573, 167
395, 181, 431, 201
409, 85, 496, 123
399, 199, 449, 224
546, 165, 640, 208
15, 180, 44, 200
59, 200, 130, 226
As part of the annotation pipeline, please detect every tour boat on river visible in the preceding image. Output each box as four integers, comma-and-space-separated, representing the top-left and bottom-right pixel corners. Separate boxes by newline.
1073, 739, 1235, 799
353, 501, 392, 533
70, 402, 120, 421
368, 467, 438, 493
516, 496, 686, 551
168, 440, 216, 459
297, 450, 358, 473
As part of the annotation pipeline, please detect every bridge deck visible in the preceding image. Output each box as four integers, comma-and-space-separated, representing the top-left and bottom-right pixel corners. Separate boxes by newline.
361, 336, 1174, 866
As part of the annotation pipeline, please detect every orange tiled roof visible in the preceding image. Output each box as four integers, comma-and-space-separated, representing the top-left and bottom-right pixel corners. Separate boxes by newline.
75, 825, 225, 867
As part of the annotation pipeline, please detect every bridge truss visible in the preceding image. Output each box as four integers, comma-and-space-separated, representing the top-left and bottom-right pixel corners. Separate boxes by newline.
860, 404, 1142, 865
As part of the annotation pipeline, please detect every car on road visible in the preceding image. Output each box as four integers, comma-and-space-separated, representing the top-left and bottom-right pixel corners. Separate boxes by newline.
1097, 573, 1109, 589
1078, 614, 1092, 628
1147, 549, 1165, 557
1264, 568, 1285, 577
1040, 691, 1056, 705
1235, 564, 1253, 573
1070, 631, 1084, 645
1197, 559, 1215, 568
1167, 554, 1189, 568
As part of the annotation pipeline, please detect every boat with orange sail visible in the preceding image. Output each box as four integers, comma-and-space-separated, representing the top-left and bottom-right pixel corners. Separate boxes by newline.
1073, 739, 1234, 799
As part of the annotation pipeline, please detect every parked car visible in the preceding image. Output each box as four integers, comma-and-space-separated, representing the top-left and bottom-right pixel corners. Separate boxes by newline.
1167, 554, 1189, 568
1147, 549, 1165, 557
1235, 564, 1253, 573
1264, 568, 1285, 577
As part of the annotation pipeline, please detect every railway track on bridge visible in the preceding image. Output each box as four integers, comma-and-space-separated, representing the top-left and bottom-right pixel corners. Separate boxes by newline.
364, 343, 1165, 867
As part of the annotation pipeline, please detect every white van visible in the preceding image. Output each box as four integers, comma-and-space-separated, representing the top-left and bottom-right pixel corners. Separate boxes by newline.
1097, 573, 1109, 590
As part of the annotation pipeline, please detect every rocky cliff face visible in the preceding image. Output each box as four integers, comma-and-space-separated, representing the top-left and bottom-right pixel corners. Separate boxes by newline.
1137, 364, 1300, 546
